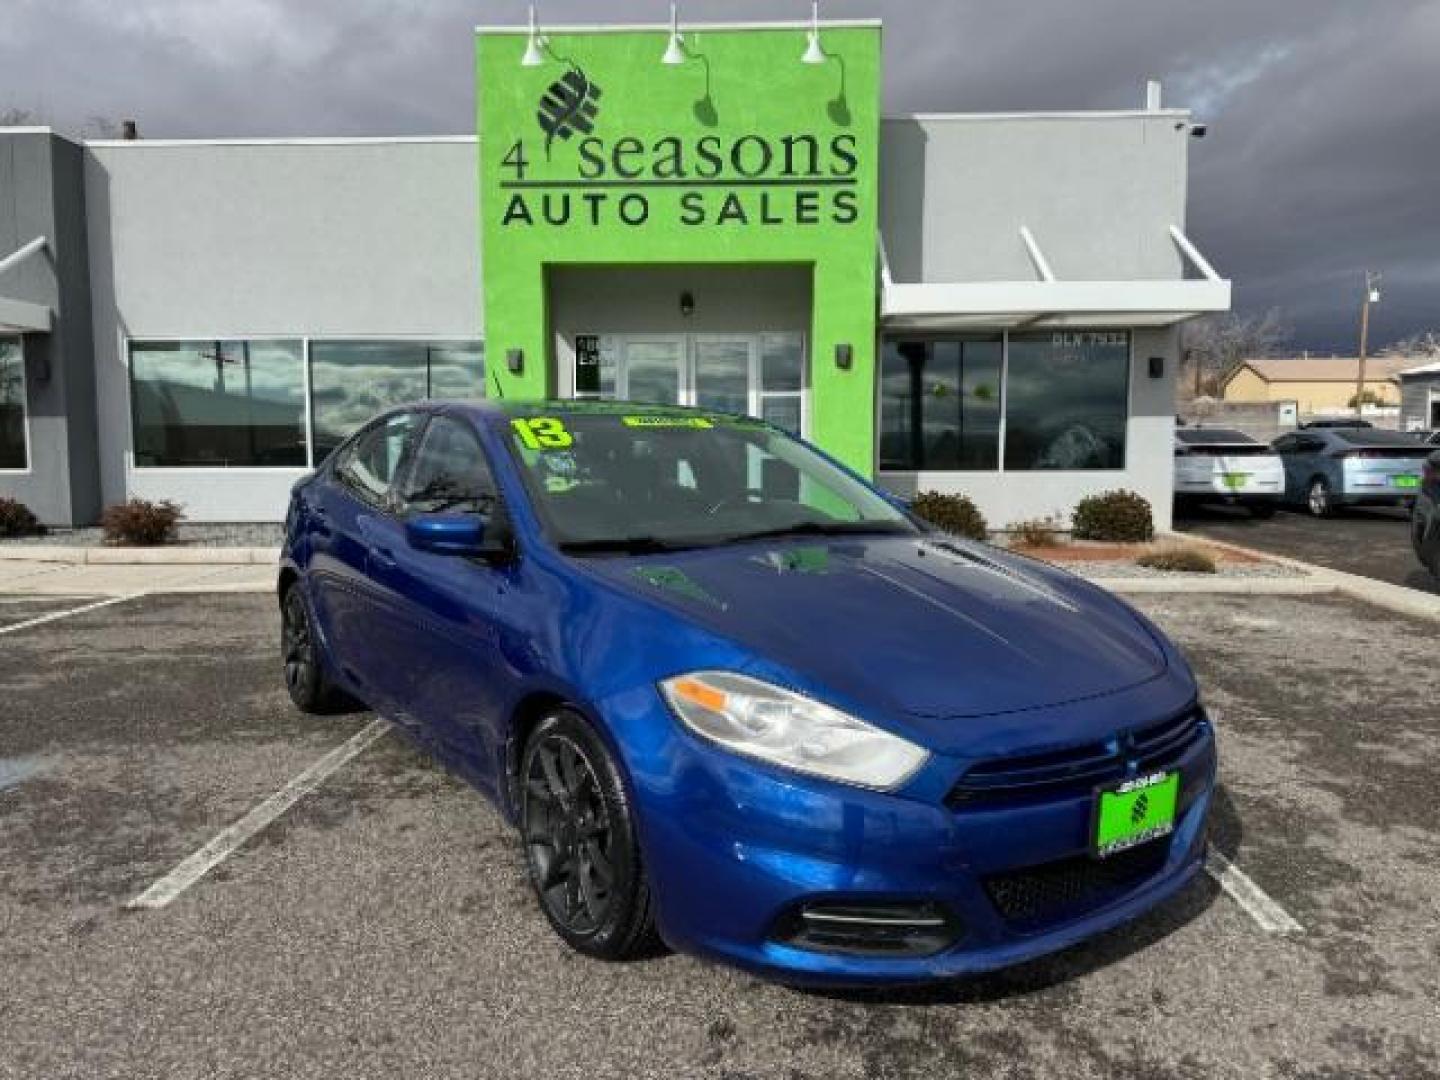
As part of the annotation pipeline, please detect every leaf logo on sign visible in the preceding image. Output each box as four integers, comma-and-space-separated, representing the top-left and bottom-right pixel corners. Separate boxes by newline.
537, 67, 602, 159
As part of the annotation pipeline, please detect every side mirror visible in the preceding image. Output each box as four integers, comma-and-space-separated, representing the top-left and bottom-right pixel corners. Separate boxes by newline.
406, 513, 498, 557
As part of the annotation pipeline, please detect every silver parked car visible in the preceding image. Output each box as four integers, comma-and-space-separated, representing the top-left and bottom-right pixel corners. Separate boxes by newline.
1271, 428, 1433, 517
1174, 428, 1284, 517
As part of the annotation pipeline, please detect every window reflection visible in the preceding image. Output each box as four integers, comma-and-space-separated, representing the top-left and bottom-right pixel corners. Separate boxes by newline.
1005, 332, 1129, 471
0, 337, 25, 470
129, 340, 306, 468
879, 337, 1002, 470
310, 340, 484, 461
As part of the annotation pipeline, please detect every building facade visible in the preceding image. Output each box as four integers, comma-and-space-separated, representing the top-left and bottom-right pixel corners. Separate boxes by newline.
1397, 363, 1440, 431
0, 17, 1228, 532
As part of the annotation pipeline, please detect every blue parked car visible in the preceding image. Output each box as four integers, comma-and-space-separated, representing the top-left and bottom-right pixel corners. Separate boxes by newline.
279, 401, 1215, 985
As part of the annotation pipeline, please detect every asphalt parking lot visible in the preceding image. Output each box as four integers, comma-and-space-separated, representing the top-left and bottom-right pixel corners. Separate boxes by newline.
1177, 503, 1439, 596
2, 590, 1439, 1079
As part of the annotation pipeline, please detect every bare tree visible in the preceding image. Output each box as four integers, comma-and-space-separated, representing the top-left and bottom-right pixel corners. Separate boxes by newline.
1180, 309, 1292, 402
0, 107, 43, 126
1378, 331, 1440, 361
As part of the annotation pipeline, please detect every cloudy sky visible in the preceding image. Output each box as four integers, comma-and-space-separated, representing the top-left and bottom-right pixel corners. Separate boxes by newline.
4, 0, 1435, 351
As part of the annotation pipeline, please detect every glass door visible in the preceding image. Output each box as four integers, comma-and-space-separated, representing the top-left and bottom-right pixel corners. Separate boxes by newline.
619, 336, 685, 406
690, 335, 755, 416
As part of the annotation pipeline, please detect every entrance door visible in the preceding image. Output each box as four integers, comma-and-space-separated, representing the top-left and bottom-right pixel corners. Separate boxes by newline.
620, 336, 685, 406
574, 332, 806, 436
1429, 391, 1440, 428
690, 335, 755, 415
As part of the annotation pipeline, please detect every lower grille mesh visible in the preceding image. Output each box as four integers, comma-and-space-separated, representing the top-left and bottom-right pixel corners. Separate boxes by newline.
984, 841, 1172, 926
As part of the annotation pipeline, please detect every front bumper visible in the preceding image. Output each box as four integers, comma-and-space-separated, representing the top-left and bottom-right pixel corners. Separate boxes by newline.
603, 685, 1217, 986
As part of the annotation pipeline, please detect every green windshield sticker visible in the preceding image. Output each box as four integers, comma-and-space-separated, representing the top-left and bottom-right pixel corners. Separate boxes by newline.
622, 416, 714, 429
1094, 772, 1179, 857
512, 417, 574, 450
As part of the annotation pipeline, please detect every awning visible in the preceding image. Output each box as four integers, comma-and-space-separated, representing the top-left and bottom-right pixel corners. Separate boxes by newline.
0, 236, 52, 333
881, 226, 1231, 331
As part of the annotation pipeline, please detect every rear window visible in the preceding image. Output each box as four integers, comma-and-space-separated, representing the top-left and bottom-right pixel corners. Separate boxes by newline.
1337, 430, 1427, 448
1186, 444, 1274, 457
1176, 428, 1256, 445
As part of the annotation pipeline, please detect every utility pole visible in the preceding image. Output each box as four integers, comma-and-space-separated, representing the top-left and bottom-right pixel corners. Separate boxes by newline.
1355, 271, 1382, 417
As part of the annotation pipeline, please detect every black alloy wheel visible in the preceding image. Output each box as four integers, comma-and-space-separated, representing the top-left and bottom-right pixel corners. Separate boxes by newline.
520, 711, 657, 959
280, 585, 348, 714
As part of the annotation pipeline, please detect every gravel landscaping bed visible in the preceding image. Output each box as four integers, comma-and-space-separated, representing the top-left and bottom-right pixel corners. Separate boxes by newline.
1064, 559, 1309, 579
0, 523, 284, 548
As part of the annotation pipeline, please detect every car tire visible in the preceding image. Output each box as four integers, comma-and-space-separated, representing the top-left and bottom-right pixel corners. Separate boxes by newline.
1306, 478, 1334, 518
520, 710, 659, 961
280, 583, 353, 714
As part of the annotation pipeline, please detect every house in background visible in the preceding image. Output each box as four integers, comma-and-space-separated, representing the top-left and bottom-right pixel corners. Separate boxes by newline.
1222, 356, 1414, 416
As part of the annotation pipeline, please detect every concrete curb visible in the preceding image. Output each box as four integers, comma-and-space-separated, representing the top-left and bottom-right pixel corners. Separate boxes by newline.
1124, 532, 1440, 622
0, 545, 280, 566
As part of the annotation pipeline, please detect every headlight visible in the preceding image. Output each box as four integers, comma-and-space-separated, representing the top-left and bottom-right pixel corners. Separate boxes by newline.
659, 671, 929, 791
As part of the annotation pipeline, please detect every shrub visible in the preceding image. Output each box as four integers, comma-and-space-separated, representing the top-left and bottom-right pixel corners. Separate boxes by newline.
1072, 490, 1154, 543
0, 497, 43, 538
1011, 516, 1065, 548
101, 499, 185, 546
1136, 545, 1217, 574
910, 491, 988, 542
0, 497, 45, 538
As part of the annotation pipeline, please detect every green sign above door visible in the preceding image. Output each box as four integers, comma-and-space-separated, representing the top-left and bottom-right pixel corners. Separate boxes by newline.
477, 21, 883, 473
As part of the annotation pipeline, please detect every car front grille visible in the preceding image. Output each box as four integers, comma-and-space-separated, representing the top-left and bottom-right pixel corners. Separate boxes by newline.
983, 840, 1173, 927
946, 706, 1208, 810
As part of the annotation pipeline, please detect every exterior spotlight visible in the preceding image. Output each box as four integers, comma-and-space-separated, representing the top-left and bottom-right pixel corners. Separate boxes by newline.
680, 291, 696, 317
662, 4, 688, 66
521, 5, 547, 67
802, 0, 827, 64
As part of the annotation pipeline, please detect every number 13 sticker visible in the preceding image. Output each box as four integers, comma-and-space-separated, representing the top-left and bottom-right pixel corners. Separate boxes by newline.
512, 417, 574, 450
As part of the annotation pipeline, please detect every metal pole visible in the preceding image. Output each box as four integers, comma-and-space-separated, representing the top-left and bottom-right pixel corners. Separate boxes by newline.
1356, 293, 1370, 418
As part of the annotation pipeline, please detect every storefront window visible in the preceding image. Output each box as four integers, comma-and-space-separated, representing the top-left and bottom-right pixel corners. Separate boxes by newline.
0, 337, 26, 470
760, 334, 805, 436
1004, 332, 1129, 471
879, 337, 1002, 470
310, 340, 484, 461
129, 340, 307, 468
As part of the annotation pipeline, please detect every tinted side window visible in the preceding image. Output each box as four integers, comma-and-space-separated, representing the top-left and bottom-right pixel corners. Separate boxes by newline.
337, 414, 415, 505
399, 415, 497, 515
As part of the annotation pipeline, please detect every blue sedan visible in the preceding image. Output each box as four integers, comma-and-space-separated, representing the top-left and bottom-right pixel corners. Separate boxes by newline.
279, 401, 1215, 985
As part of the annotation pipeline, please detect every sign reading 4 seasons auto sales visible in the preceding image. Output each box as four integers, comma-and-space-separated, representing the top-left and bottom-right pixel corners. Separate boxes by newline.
498, 123, 863, 230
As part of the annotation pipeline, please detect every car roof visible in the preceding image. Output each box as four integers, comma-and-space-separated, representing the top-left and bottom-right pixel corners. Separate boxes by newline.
444, 399, 744, 424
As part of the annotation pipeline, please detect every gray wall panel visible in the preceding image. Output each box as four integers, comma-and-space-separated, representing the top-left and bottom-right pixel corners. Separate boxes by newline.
881, 114, 1191, 284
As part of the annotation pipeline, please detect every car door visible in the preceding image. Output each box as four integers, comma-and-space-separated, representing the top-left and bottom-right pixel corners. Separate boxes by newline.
361, 412, 518, 788
1272, 434, 1303, 500
308, 412, 419, 704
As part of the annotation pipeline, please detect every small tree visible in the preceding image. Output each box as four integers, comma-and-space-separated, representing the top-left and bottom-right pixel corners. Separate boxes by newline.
1378, 331, 1440, 361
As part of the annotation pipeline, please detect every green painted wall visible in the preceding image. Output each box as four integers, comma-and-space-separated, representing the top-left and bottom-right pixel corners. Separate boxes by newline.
477, 24, 882, 473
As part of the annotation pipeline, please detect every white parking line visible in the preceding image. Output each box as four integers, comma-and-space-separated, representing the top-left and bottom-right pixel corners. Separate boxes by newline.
0, 593, 146, 636
1205, 845, 1305, 934
126, 718, 392, 911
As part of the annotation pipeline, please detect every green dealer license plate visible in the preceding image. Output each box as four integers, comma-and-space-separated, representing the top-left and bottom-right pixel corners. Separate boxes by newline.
1093, 771, 1180, 858
1222, 472, 1249, 490
1392, 475, 1420, 490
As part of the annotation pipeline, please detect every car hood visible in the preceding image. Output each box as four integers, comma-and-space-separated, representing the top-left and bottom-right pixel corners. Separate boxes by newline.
583, 535, 1168, 722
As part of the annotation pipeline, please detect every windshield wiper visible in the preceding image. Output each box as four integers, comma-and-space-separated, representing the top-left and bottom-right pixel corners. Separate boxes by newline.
559, 536, 710, 556
725, 521, 912, 544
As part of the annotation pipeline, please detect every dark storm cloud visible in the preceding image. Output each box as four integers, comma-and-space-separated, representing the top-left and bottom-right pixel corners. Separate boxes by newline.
3, 0, 1435, 350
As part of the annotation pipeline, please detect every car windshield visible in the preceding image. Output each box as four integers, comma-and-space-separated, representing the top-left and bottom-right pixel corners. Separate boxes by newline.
503, 409, 918, 553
